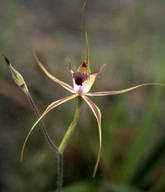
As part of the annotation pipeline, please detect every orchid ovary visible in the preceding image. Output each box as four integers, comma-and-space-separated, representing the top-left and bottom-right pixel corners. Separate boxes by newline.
20, 1, 165, 178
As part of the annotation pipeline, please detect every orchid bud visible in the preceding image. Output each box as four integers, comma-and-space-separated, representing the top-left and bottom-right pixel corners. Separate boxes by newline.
2, 55, 29, 94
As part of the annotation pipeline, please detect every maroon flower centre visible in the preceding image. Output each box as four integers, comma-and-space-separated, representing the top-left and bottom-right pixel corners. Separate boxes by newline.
73, 72, 89, 86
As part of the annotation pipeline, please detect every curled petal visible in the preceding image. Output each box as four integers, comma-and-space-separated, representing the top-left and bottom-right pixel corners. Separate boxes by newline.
86, 83, 165, 96
21, 94, 78, 162
82, 95, 102, 177
73, 65, 106, 94
33, 50, 75, 93
73, 74, 96, 94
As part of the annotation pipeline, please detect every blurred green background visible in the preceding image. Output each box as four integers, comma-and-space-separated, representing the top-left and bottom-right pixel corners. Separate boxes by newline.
0, 0, 165, 191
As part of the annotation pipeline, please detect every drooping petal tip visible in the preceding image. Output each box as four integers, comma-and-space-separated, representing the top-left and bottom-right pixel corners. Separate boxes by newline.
82, 95, 102, 177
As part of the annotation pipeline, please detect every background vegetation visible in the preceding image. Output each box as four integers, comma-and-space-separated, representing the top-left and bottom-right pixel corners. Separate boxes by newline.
0, 0, 165, 191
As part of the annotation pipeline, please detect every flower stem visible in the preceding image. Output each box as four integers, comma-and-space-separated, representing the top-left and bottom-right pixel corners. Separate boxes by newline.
56, 96, 82, 191
26, 93, 58, 152
57, 153, 63, 192
58, 96, 82, 154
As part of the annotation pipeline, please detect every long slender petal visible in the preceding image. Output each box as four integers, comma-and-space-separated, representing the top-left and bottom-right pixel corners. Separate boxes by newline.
33, 50, 75, 93
82, 1, 90, 70
77, 1, 91, 73
82, 95, 101, 177
86, 83, 165, 96
21, 94, 78, 161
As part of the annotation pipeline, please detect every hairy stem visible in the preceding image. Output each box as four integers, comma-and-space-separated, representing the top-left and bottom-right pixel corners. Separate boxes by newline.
26, 93, 58, 152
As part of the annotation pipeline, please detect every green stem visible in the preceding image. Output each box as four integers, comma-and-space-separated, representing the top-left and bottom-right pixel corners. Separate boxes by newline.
56, 96, 82, 192
57, 153, 63, 192
58, 96, 82, 154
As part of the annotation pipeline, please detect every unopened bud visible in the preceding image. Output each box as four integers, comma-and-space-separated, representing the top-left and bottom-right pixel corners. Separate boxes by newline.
2, 55, 29, 94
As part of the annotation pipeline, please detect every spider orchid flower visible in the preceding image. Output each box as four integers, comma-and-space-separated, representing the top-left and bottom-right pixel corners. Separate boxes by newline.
20, 1, 165, 177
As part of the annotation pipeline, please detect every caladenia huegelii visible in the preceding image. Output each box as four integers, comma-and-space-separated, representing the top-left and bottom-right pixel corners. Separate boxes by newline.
2, 1, 165, 191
